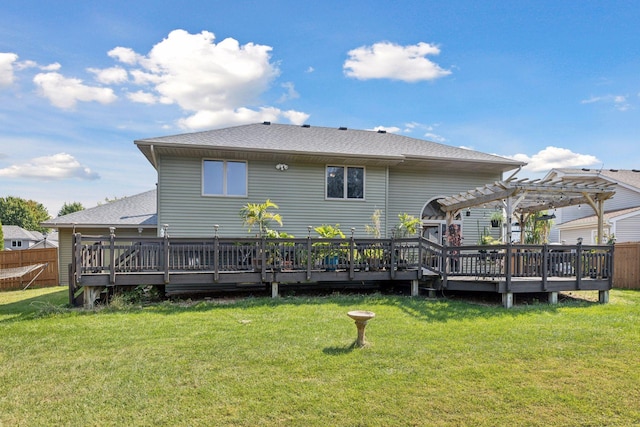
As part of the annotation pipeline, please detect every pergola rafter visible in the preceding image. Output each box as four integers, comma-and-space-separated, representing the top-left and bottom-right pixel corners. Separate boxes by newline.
438, 175, 616, 243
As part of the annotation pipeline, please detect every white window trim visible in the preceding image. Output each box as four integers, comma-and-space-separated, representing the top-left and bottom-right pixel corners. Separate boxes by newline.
202, 159, 248, 197
325, 165, 366, 201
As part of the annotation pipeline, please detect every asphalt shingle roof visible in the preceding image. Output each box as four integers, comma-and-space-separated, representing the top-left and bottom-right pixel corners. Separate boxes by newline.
2, 225, 42, 241
136, 122, 523, 167
42, 189, 157, 228
553, 168, 640, 191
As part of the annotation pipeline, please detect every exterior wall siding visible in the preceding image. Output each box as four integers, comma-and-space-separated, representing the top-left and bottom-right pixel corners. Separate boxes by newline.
387, 167, 502, 244
551, 185, 640, 243
613, 215, 640, 243
158, 155, 387, 237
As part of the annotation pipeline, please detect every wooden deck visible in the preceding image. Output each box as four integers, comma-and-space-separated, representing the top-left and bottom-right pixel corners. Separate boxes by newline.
70, 234, 614, 308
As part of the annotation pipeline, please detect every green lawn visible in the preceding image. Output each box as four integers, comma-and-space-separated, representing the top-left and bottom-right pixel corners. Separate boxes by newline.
1, 287, 639, 426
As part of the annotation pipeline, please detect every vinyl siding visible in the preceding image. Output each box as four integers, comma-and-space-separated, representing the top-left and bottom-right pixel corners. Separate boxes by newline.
613, 214, 640, 242
387, 167, 502, 244
158, 155, 387, 237
551, 185, 640, 242
158, 155, 503, 242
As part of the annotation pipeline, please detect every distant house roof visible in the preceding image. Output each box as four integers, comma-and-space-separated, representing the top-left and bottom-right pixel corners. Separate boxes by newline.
3, 225, 42, 241
42, 189, 157, 229
549, 168, 640, 192
135, 122, 524, 173
557, 206, 640, 229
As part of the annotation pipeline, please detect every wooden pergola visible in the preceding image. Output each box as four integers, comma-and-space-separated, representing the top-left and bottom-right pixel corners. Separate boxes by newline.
438, 174, 616, 244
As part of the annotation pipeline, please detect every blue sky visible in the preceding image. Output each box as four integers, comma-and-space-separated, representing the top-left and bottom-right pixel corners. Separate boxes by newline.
1, 1, 639, 216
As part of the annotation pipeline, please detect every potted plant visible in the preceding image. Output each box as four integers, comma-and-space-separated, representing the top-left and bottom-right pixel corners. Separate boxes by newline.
239, 199, 283, 269
314, 224, 345, 270
490, 211, 504, 228
239, 199, 283, 237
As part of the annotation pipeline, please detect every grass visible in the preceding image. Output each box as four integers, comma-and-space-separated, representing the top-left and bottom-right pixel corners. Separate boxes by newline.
1, 287, 640, 426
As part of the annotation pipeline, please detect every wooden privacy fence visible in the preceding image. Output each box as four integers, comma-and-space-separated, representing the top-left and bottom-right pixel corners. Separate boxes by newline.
613, 242, 640, 289
0, 248, 59, 291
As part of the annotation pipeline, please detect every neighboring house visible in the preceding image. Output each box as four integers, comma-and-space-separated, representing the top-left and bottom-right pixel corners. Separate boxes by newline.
42, 189, 157, 286
2, 225, 44, 250
134, 122, 523, 243
546, 168, 640, 244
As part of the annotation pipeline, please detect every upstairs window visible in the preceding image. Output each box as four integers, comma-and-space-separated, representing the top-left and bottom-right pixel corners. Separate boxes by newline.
326, 166, 364, 199
203, 160, 247, 197
11, 240, 22, 248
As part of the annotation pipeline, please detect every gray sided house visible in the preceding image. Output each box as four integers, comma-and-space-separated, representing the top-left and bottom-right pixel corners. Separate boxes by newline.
546, 169, 640, 244
135, 122, 523, 242
42, 190, 157, 286
2, 225, 46, 250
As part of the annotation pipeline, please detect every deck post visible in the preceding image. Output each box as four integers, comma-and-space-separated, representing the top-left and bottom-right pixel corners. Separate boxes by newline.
390, 236, 396, 279
213, 236, 219, 282
410, 279, 419, 296
441, 240, 448, 288
576, 240, 583, 289
163, 225, 170, 284
598, 290, 609, 304
306, 229, 313, 281
502, 292, 513, 309
109, 227, 116, 285
271, 282, 279, 298
83, 286, 103, 309
541, 243, 548, 291
349, 229, 355, 280
548, 291, 558, 305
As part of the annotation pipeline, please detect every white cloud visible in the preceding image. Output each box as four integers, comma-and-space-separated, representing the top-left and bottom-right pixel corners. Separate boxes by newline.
0, 153, 99, 180
177, 107, 281, 129
424, 132, 446, 143
505, 146, 600, 173
127, 90, 158, 104
371, 126, 401, 133
281, 110, 309, 125
306, 66, 315, 73
41, 62, 61, 71
344, 41, 451, 82
581, 94, 631, 111
88, 66, 128, 84
33, 72, 117, 109
277, 82, 299, 103
107, 46, 141, 65
0, 52, 18, 87
114, 30, 279, 111
107, 29, 309, 129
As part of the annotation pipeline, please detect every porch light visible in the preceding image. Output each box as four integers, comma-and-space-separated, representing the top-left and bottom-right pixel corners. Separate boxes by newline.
109, 227, 116, 236
577, 237, 583, 244
275, 163, 289, 171
214, 224, 219, 237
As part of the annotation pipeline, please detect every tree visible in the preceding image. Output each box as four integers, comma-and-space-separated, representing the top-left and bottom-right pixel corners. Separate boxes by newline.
239, 199, 283, 237
0, 196, 51, 232
58, 202, 85, 217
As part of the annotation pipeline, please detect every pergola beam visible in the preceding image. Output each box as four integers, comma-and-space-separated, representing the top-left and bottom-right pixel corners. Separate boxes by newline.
437, 176, 616, 244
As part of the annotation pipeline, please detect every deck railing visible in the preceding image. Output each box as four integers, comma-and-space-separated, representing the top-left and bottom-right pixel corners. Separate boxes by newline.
71, 233, 613, 288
